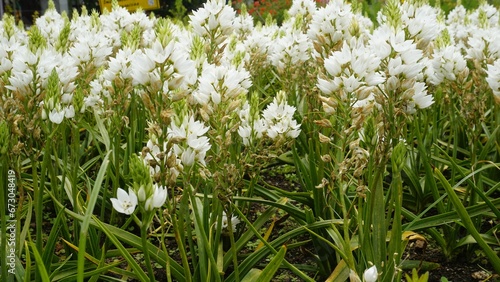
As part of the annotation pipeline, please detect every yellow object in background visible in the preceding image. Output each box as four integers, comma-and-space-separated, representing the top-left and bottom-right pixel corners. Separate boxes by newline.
99, 0, 160, 12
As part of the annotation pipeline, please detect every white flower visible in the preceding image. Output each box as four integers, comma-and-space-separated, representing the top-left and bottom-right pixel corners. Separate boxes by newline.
110, 188, 138, 215
486, 60, 500, 98
402, 3, 442, 46
144, 184, 168, 211
102, 48, 139, 81
425, 44, 467, 85
220, 212, 240, 230
49, 108, 65, 124
64, 105, 75, 119
192, 63, 251, 106
363, 265, 378, 282
412, 82, 433, 109
179, 147, 196, 167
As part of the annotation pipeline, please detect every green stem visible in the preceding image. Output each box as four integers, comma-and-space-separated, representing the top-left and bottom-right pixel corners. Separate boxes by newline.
172, 214, 192, 282
339, 182, 355, 270
141, 212, 156, 282
388, 168, 403, 281
227, 212, 240, 282
35, 141, 52, 282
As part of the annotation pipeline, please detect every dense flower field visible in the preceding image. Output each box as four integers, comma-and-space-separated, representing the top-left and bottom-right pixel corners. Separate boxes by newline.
1, 0, 500, 281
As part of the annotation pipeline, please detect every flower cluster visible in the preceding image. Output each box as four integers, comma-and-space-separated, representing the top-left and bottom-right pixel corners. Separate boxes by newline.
190, 0, 237, 44
111, 183, 168, 215
167, 115, 212, 167
238, 90, 301, 145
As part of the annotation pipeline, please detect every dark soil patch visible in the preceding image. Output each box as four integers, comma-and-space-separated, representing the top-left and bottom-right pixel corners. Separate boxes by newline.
404, 237, 499, 282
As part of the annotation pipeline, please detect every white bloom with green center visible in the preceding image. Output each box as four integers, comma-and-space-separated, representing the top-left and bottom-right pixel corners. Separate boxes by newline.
35, 7, 66, 45
318, 40, 385, 97
102, 48, 139, 82
111, 188, 138, 215
288, 0, 317, 18
401, 3, 442, 46
405, 82, 434, 114
238, 102, 266, 146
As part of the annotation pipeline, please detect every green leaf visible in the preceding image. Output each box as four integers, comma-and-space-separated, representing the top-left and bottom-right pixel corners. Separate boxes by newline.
77, 150, 111, 282
402, 198, 500, 231
92, 216, 150, 281
241, 269, 262, 282
325, 260, 350, 282
29, 241, 51, 282
42, 208, 65, 269
258, 245, 287, 281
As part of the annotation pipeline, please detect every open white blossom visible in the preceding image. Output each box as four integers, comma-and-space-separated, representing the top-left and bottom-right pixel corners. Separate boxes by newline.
318, 39, 385, 97
401, 3, 442, 47
219, 212, 240, 230
238, 101, 266, 146
48, 108, 65, 124
35, 6, 66, 46
405, 82, 433, 114
288, 0, 317, 18
102, 48, 140, 82
111, 188, 138, 215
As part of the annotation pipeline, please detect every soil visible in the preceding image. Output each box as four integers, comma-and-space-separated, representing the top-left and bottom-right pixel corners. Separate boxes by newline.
404, 240, 499, 282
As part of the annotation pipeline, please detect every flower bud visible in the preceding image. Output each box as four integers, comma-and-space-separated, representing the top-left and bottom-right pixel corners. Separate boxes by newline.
314, 119, 332, 128
391, 141, 407, 172
386, 76, 400, 92
319, 133, 331, 143
363, 265, 378, 282
321, 154, 332, 163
